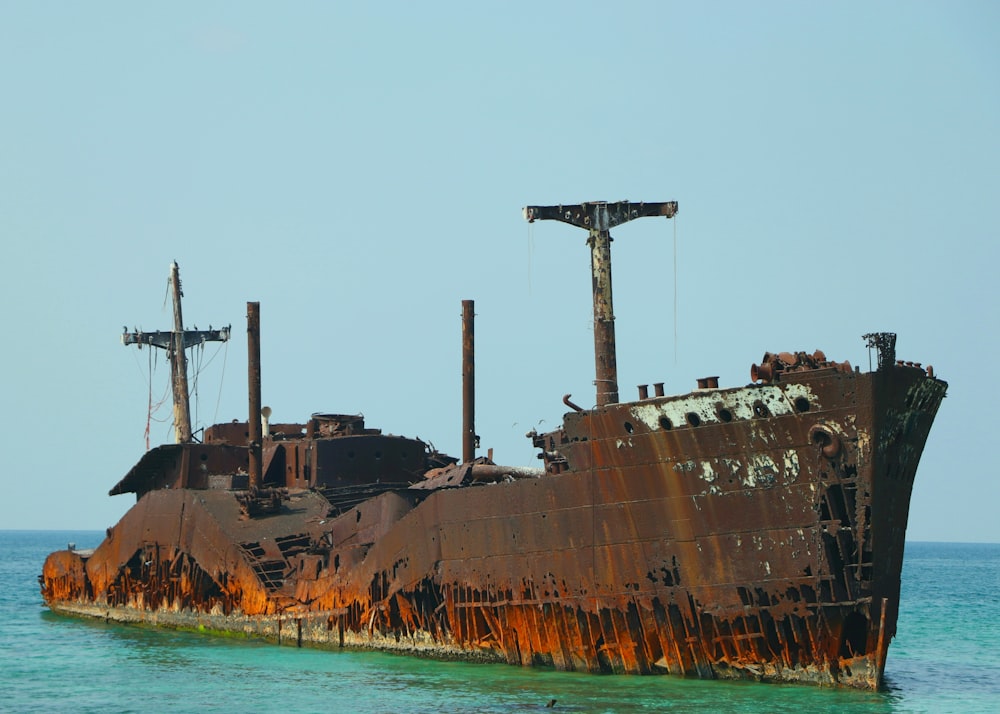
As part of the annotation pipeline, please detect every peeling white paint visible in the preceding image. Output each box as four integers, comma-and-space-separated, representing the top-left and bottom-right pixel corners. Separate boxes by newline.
856, 427, 871, 460
741, 449, 800, 488
672, 450, 800, 490
782, 450, 800, 484
629, 383, 819, 431
700, 461, 717, 483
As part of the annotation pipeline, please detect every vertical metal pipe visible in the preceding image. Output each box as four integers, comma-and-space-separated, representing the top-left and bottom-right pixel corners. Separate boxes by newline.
169, 262, 193, 443
589, 216, 618, 406
875, 596, 889, 687
462, 299, 475, 463
247, 301, 262, 489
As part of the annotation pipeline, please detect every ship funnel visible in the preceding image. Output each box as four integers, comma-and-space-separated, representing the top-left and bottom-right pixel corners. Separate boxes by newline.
261, 406, 272, 438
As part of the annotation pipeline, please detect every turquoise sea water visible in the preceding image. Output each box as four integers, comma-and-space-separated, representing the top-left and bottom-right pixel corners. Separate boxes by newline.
3, 532, 997, 713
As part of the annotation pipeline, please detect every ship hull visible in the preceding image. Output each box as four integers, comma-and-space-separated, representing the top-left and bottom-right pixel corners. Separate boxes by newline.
41, 364, 945, 689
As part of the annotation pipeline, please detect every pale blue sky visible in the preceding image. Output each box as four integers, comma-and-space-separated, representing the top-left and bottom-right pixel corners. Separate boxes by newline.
2, 2, 997, 541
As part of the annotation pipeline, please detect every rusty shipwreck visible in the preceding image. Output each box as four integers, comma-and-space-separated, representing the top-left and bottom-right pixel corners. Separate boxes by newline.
41, 201, 946, 689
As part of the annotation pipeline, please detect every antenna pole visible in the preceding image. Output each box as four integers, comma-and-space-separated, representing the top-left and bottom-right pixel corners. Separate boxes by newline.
523, 201, 678, 407
122, 262, 231, 444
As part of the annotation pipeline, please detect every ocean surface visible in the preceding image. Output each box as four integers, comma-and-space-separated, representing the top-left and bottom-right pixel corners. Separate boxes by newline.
3, 532, 997, 713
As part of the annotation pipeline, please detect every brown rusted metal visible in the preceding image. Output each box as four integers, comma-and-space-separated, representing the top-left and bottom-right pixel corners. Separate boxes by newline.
589, 223, 618, 406
462, 299, 475, 463
752, 350, 854, 386
42, 215, 945, 692
248, 302, 262, 490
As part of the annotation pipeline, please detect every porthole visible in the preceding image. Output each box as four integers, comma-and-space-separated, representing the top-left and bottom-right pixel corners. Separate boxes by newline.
718, 408, 733, 423
794, 397, 810, 413
659, 416, 673, 431
624, 421, 634, 434
686, 412, 701, 427
753, 401, 770, 418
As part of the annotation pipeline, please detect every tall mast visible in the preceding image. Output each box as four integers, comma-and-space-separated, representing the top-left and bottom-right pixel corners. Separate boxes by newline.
169, 262, 193, 443
122, 262, 231, 444
523, 201, 678, 407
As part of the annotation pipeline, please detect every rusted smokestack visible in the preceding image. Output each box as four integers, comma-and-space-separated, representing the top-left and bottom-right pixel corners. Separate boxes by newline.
462, 300, 475, 463
654, 382, 665, 397
638, 384, 649, 400
247, 302, 262, 489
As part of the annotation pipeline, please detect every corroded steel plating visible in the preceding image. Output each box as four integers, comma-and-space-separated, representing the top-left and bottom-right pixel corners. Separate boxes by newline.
42, 213, 945, 690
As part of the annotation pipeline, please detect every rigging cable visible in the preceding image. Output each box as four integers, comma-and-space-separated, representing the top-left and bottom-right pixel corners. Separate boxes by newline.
144, 347, 171, 451
673, 214, 678, 365
145, 348, 170, 448
145, 347, 153, 451
213, 340, 229, 425
187, 339, 230, 428
527, 220, 534, 296
191, 342, 203, 433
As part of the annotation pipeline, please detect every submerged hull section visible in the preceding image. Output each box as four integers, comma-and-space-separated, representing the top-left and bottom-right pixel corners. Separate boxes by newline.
42, 359, 945, 689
